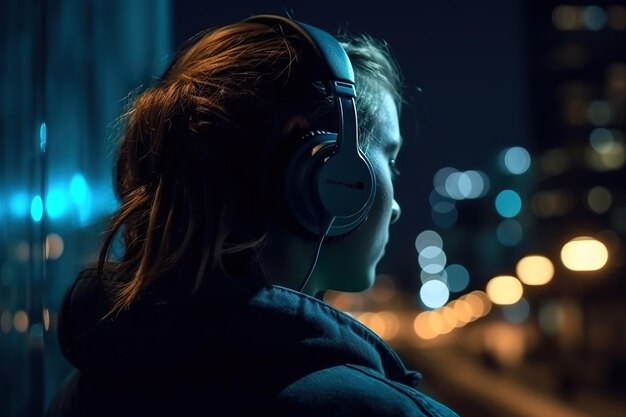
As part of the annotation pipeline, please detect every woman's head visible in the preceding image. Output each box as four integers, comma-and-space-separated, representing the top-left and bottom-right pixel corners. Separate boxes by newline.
100, 17, 404, 315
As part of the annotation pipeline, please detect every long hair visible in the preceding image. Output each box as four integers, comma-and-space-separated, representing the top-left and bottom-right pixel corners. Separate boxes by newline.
98, 20, 404, 318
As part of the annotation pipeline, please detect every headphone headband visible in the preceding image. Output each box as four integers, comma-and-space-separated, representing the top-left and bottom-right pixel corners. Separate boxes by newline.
243, 15, 376, 239
243, 15, 355, 87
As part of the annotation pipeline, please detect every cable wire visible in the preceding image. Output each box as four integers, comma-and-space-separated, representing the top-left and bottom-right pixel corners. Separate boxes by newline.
298, 215, 335, 292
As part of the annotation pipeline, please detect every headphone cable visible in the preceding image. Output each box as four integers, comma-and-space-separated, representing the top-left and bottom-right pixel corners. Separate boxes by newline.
298, 215, 335, 293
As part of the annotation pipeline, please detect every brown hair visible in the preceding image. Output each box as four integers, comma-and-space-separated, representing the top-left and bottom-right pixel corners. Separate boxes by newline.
98, 20, 404, 317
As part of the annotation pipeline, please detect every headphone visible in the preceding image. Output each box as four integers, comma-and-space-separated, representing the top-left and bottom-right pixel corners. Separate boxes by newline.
243, 15, 376, 240
161, 15, 377, 292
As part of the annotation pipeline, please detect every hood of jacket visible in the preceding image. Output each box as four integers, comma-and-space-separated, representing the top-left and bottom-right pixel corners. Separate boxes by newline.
58, 266, 421, 395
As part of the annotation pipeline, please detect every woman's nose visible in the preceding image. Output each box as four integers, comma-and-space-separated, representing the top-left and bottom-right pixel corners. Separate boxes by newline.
390, 199, 401, 224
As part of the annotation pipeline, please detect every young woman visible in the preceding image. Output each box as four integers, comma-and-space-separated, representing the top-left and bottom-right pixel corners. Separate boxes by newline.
47, 14, 459, 417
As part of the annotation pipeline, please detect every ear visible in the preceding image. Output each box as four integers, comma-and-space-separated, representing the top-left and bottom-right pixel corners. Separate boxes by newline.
283, 115, 311, 139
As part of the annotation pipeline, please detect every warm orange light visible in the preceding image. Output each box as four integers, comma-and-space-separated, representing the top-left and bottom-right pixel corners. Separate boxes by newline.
369, 274, 396, 303
13, 310, 29, 333
484, 322, 527, 366
378, 311, 400, 340
43, 308, 50, 332
441, 306, 458, 329
560, 236, 608, 271
358, 312, 399, 341
475, 291, 493, 316
516, 255, 554, 285
414, 312, 437, 340
463, 293, 484, 319
486, 276, 524, 305
45, 233, 64, 260
451, 299, 472, 325
427, 310, 446, 334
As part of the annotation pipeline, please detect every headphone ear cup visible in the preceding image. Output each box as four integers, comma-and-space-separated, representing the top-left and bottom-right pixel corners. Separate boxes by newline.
284, 131, 336, 238
284, 131, 375, 238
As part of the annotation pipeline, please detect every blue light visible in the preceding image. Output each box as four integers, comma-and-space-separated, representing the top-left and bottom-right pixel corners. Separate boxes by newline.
420, 280, 450, 309
495, 190, 522, 218
583, 6, 607, 31
31, 195, 43, 222
46, 189, 67, 219
502, 147, 531, 175
70, 173, 88, 204
445, 264, 470, 292
40, 122, 47, 152
10, 193, 29, 217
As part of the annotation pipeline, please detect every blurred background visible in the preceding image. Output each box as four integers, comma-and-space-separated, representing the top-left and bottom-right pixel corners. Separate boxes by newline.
1, 0, 625, 416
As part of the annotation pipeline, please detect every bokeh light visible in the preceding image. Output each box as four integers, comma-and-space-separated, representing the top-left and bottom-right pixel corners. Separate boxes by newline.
444, 264, 470, 292
585, 140, 625, 171
433, 167, 489, 200
483, 322, 527, 366
444, 171, 466, 200
486, 275, 524, 305
462, 170, 488, 198
462, 290, 492, 319
45, 234, 65, 260
429, 309, 454, 334
495, 190, 522, 218
552, 5, 581, 30
433, 167, 458, 196
10, 193, 29, 217
516, 255, 554, 285
414, 312, 437, 340
30, 195, 43, 222
43, 309, 50, 332
420, 280, 450, 309
441, 306, 458, 330
369, 274, 396, 304
450, 299, 472, 325
46, 189, 67, 219
418, 246, 447, 274
531, 190, 572, 218
502, 147, 531, 175
583, 5, 608, 30
70, 173, 89, 204
39, 122, 47, 152
358, 311, 399, 341
589, 128, 614, 151
414, 230, 443, 253
13, 310, 29, 333
587, 186, 612, 213
561, 236, 608, 271
429, 189, 452, 208
420, 269, 447, 285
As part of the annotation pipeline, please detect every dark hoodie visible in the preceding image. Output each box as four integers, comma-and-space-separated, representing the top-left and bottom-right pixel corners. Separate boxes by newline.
47, 267, 460, 417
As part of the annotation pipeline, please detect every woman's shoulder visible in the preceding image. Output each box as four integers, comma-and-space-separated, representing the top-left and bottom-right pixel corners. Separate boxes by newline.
275, 363, 460, 417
